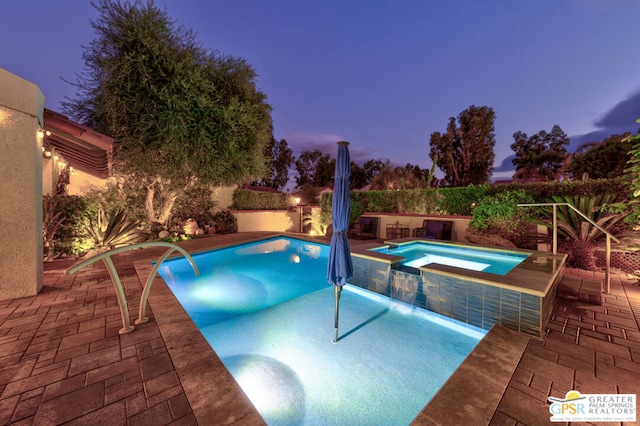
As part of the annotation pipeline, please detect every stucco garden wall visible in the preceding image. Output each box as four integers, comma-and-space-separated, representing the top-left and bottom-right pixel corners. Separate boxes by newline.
232, 210, 299, 233
0, 68, 44, 300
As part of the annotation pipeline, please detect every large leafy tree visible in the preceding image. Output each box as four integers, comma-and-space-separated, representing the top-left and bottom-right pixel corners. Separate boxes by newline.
294, 149, 335, 188
64, 0, 272, 226
350, 162, 368, 190
568, 134, 634, 180
369, 161, 425, 190
511, 125, 569, 182
429, 105, 496, 186
260, 137, 294, 190
363, 159, 383, 183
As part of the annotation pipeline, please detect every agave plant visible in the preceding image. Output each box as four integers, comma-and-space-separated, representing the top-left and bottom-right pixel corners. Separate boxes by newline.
549, 194, 628, 242
546, 194, 629, 269
84, 207, 139, 252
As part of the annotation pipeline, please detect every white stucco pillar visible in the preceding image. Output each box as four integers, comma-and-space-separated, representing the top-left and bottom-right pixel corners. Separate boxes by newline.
0, 68, 44, 300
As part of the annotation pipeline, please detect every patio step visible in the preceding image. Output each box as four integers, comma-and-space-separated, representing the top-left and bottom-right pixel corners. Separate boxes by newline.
557, 275, 602, 305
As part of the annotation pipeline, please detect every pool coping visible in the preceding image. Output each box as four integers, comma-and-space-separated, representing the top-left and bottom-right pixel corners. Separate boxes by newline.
412, 326, 530, 424
133, 234, 534, 425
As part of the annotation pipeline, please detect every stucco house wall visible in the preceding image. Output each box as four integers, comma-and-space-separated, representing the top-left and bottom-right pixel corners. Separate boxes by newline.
0, 68, 44, 300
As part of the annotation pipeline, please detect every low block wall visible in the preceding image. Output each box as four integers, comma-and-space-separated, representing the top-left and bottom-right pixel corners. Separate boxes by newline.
231, 210, 299, 233
358, 213, 472, 242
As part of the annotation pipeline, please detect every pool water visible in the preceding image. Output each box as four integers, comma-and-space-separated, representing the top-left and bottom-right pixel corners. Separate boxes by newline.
158, 237, 485, 425
158, 238, 329, 328
373, 241, 529, 275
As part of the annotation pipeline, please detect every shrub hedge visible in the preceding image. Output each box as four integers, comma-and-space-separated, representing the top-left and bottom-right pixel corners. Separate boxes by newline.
49, 195, 97, 257
321, 178, 629, 225
231, 188, 294, 210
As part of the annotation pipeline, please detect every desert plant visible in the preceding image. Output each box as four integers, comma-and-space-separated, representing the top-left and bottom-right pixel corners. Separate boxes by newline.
84, 207, 139, 252
212, 210, 237, 234
546, 194, 629, 269
549, 194, 628, 242
84, 179, 149, 230
303, 209, 332, 236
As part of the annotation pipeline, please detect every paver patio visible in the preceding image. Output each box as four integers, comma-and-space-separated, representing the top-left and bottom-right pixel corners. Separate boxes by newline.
1, 233, 638, 425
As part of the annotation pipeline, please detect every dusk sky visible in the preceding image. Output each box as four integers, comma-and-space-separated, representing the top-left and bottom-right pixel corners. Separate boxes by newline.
3, 1, 640, 179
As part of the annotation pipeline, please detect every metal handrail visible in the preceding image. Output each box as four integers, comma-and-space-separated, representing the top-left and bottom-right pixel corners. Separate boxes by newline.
518, 202, 620, 294
66, 242, 200, 334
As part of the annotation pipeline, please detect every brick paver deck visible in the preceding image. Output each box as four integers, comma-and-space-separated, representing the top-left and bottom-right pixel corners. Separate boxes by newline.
1, 234, 639, 425
491, 268, 640, 426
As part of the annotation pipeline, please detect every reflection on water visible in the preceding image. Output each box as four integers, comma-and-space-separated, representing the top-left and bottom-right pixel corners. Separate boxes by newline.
300, 243, 321, 259
235, 239, 291, 255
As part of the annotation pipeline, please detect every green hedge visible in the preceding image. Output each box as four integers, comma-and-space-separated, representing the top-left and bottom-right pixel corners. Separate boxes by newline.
321, 178, 629, 225
488, 178, 628, 202
231, 188, 294, 210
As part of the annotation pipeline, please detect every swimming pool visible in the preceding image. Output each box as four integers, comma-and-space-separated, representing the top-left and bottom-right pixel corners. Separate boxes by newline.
372, 240, 529, 275
157, 236, 485, 425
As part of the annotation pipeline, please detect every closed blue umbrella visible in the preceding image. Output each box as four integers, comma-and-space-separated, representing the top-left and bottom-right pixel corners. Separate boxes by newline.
327, 141, 353, 343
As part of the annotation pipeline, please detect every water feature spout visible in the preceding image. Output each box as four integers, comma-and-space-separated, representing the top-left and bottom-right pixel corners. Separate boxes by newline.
390, 272, 418, 306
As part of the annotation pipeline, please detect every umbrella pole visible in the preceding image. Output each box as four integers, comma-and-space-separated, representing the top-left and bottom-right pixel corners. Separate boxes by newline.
333, 285, 342, 343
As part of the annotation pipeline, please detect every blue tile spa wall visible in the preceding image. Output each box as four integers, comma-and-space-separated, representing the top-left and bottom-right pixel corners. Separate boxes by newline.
350, 256, 390, 296
420, 271, 543, 337
349, 255, 556, 337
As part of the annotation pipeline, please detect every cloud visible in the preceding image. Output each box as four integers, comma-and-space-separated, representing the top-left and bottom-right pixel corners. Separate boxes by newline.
570, 88, 640, 149
594, 89, 640, 130
281, 132, 376, 164
494, 155, 515, 173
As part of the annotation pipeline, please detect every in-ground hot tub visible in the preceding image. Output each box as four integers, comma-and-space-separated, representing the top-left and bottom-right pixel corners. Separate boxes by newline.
349, 238, 567, 337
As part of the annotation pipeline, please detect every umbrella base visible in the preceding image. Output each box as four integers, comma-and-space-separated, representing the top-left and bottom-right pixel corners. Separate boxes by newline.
333, 286, 342, 343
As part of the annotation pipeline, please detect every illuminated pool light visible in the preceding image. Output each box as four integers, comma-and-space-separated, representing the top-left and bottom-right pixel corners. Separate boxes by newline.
189, 273, 268, 312
229, 355, 305, 423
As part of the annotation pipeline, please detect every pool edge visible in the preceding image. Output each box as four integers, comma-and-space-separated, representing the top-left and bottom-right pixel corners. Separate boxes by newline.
412, 325, 531, 425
